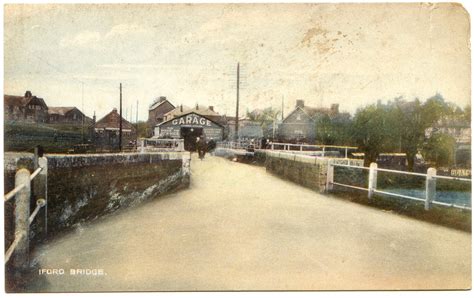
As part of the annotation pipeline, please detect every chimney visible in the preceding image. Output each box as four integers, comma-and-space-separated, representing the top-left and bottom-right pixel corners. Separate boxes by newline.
159, 96, 166, 101
112, 108, 117, 112
180, 105, 183, 112
196, 104, 199, 110
209, 106, 214, 112
330, 104, 339, 114
25, 91, 32, 98
296, 99, 304, 108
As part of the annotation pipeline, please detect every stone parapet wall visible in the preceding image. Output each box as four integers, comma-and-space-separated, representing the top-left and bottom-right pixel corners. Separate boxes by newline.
265, 151, 363, 192
4, 152, 191, 243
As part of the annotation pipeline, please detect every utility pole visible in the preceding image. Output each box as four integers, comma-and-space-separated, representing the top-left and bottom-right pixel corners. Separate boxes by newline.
136, 100, 139, 143
281, 95, 284, 120
235, 62, 240, 141
81, 82, 84, 143
119, 83, 122, 151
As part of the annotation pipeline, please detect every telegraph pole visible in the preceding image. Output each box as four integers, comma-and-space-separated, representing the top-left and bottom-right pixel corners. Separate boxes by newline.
281, 95, 284, 120
81, 82, 84, 143
235, 62, 240, 141
119, 83, 122, 151
136, 100, 139, 144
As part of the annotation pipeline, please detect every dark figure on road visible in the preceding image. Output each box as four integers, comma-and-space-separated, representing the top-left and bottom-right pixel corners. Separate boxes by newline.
196, 136, 207, 160
207, 138, 216, 152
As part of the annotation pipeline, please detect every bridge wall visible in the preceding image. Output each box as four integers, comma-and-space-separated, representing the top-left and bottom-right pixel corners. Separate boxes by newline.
213, 148, 363, 192
4, 152, 191, 241
265, 151, 364, 192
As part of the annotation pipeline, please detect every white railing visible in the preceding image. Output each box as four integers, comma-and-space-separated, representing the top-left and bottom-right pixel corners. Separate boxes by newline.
139, 138, 185, 152
267, 142, 357, 158
4, 157, 48, 267
327, 162, 471, 211
216, 140, 262, 150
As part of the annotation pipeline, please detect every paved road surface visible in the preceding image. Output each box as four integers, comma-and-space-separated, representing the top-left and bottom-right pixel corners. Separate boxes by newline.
29, 155, 471, 291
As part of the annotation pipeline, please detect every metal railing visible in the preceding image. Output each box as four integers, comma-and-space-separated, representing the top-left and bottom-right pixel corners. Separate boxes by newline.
327, 162, 471, 211
267, 142, 357, 158
139, 138, 185, 152
4, 157, 48, 268
216, 140, 262, 150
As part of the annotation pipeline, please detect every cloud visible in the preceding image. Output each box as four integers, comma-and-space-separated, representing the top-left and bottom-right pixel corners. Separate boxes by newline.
60, 31, 101, 48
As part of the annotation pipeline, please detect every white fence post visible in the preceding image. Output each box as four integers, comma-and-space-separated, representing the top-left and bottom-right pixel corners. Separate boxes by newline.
37, 157, 48, 236
425, 168, 437, 210
326, 160, 334, 192
345, 148, 348, 159
13, 168, 31, 272
322, 147, 326, 157
368, 162, 378, 199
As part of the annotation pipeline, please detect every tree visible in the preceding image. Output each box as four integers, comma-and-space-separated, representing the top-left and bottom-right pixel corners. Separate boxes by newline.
423, 133, 456, 167
315, 114, 334, 144
315, 113, 353, 145
135, 121, 149, 138
351, 104, 395, 166
246, 107, 280, 138
390, 95, 452, 171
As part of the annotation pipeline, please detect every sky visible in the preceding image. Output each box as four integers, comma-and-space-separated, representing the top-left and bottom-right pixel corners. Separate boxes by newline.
3, 3, 471, 122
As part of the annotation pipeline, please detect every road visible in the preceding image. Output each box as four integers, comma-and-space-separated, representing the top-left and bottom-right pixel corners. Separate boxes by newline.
29, 154, 471, 291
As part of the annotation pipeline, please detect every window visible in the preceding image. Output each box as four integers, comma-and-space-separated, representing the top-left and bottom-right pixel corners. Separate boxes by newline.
296, 114, 301, 120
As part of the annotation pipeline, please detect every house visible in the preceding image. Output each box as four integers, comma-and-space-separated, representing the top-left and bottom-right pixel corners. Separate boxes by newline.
94, 108, 137, 150
147, 96, 175, 136
279, 100, 340, 143
162, 104, 226, 125
4, 91, 48, 123
226, 118, 264, 140
48, 106, 92, 125
156, 112, 224, 151
425, 118, 471, 167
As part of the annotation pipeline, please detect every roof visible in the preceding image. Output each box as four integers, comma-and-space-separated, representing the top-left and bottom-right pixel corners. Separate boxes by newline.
48, 107, 77, 116
157, 112, 224, 128
164, 105, 220, 118
163, 105, 228, 125
282, 105, 339, 123
149, 97, 175, 111
4, 94, 48, 109
95, 108, 135, 130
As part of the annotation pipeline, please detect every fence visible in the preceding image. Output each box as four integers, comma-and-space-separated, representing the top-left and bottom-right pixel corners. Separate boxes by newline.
216, 139, 262, 150
4, 156, 48, 271
267, 142, 357, 158
139, 138, 185, 152
326, 161, 471, 211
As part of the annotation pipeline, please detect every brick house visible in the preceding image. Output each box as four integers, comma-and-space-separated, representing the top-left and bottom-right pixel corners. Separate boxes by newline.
94, 108, 137, 150
279, 100, 340, 143
48, 107, 92, 125
147, 96, 175, 137
4, 91, 48, 123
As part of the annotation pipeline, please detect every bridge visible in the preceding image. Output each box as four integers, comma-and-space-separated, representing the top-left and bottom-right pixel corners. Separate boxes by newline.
18, 154, 470, 291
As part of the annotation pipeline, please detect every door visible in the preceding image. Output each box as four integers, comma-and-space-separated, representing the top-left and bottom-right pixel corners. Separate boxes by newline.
180, 127, 203, 151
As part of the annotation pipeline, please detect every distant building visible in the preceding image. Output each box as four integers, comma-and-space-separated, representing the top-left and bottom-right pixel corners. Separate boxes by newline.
147, 96, 175, 136
227, 118, 263, 140
155, 104, 227, 151
4, 91, 48, 123
94, 108, 137, 150
48, 106, 92, 125
279, 100, 341, 143
425, 118, 471, 167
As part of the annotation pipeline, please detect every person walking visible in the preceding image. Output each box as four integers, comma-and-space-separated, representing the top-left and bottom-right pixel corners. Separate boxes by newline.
196, 136, 207, 160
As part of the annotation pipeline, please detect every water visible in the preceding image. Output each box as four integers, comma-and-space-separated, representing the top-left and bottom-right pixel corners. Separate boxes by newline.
382, 188, 471, 207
